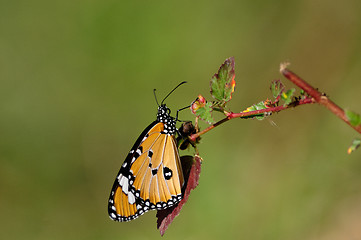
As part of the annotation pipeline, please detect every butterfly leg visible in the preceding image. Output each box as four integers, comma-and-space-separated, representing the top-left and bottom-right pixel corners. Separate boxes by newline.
175, 105, 191, 122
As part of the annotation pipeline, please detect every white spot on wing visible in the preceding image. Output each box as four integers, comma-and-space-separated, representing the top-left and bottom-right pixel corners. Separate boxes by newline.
119, 176, 129, 194
128, 192, 135, 204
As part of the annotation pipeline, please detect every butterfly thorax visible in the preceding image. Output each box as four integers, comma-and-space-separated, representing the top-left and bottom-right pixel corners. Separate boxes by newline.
156, 105, 176, 135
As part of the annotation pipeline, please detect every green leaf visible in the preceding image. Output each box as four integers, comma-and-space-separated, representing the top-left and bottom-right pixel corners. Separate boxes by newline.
190, 95, 206, 114
195, 102, 214, 124
348, 138, 361, 154
243, 101, 269, 120
271, 80, 285, 99
210, 57, 236, 104
281, 88, 296, 106
345, 110, 361, 127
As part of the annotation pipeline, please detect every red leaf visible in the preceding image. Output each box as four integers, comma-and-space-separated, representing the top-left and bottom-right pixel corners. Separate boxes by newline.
156, 155, 202, 236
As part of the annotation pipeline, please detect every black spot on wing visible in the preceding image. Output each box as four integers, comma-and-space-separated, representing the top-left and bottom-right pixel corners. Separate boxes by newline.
163, 167, 173, 180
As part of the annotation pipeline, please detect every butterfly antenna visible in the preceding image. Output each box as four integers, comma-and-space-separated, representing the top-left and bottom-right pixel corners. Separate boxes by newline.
161, 81, 187, 105
153, 89, 160, 106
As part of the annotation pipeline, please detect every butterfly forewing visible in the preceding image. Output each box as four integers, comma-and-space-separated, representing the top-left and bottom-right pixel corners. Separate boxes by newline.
108, 105, 184, 222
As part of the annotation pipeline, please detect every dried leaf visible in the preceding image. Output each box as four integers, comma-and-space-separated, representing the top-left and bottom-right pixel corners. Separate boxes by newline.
157, 155, 202, 236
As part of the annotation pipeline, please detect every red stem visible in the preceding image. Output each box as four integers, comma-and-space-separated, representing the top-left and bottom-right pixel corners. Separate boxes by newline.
189, 97, 314, 142
281, 67, 361, 134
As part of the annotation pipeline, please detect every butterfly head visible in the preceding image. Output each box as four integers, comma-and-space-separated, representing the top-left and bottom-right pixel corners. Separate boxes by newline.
157, 104, 176, 135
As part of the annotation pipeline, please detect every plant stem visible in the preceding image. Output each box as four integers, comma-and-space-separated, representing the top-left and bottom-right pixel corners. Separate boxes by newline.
280, 65, 361, 135
189, 97, 314, 142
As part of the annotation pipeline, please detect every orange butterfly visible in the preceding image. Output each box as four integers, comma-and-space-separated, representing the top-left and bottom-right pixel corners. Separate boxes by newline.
108, 83, 186, 222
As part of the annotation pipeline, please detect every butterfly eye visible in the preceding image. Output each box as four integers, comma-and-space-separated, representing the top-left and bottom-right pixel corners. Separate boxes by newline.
167, 108, 171, 114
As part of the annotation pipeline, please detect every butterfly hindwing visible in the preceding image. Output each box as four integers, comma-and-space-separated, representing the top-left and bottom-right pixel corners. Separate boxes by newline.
131, 128, 184, 208
108, 106, 184, 222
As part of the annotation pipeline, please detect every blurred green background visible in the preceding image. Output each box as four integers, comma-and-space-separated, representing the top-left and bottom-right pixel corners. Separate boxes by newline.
1, 0, 361, 239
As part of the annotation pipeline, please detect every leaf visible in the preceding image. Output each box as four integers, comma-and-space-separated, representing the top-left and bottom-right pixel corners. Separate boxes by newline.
270, 79, 285, 101
281, 88, 296, 106
348, 138, 361, 154
157, 155, 202, 236
210, 57, 236, 104
242, 100, 270, 120
190, 95, 207, 114
190, 95, 214, 123
196, 102, 214, 123
345, 110, 361, 127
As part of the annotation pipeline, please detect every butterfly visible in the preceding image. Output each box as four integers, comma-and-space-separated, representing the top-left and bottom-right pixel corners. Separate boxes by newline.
108, 82, 187, 222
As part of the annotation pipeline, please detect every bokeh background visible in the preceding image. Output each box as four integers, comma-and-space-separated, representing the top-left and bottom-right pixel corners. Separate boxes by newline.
1, 0, 361, 239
